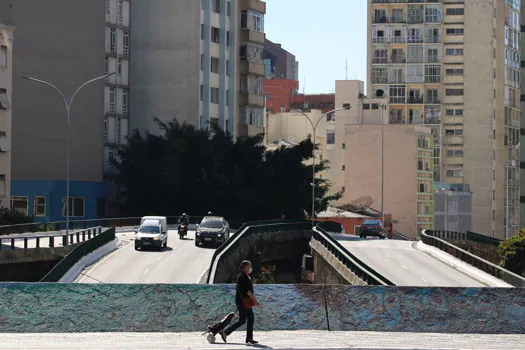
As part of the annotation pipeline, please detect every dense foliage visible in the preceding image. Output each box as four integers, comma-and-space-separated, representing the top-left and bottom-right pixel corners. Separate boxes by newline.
498, 228, 525, 276
113, 119, 341, 222
0, 207, 33, 226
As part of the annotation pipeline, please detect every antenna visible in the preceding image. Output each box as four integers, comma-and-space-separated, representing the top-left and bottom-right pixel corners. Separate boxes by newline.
345, 57, 348, 80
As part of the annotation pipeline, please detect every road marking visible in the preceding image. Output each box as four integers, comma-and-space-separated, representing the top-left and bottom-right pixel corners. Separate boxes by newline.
400, 265, 409, 271
421, 277, 429, 284
385, 254, 391, 259
157, 255, 164, 261
143, 268, 149, 275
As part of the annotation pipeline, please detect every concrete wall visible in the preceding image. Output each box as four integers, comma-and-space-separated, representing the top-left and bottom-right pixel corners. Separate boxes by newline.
130, 0, 201, 134
2, 0, 105, 182
0, 283, 523, 334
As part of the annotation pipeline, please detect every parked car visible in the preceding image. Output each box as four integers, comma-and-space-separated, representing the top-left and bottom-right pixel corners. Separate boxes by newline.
195, 216, 230, 247
359, 219, 385, 239
135, 218, 168, 250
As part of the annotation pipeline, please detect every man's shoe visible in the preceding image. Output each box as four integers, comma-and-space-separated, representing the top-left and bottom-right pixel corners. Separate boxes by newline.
246, 339, 258, 344
219, 331, 227, 343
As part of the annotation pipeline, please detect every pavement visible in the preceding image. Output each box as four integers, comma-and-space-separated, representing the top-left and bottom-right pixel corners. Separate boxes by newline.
333, 235, 489, 287
76, 230, 215, 284
1, 331, 524, 349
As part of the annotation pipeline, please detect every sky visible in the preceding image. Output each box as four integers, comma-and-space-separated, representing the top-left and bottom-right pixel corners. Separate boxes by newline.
264, 0, 368, 94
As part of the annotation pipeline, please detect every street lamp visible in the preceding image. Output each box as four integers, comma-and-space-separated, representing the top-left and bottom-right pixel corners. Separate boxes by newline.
284, 104, 352, 228
22, 72, 115, 253
375, 89, 387, 237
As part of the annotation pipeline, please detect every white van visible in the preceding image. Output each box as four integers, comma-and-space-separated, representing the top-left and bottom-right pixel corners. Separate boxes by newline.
140, 216, 168, 234
135, 217, 168, 250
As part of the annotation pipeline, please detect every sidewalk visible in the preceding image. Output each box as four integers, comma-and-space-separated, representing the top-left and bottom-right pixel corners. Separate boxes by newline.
1, 331, 524, 349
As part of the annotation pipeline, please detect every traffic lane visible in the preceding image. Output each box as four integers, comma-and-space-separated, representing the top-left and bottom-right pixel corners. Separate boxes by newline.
76, 230, 216, 284
339, 240, 485, 287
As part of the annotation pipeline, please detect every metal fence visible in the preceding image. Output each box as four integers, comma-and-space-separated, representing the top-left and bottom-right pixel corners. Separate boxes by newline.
421, 230, 525, 287
426, 229, 502, 247
40, 227, 116, 282
0, 227, 103, 250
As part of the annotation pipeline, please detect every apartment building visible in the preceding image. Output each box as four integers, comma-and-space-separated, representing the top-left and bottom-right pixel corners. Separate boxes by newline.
0, 23, 13, 209
0, 0, 122, 221
263, 39, 299, 80
520, 2, 525, 229
131, 0, 266, 138
367, 0, 520, 239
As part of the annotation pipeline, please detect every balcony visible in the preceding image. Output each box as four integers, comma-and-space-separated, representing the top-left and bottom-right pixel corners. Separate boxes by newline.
425, 36, 441, 43
239, 93, 264, 107
240, 0, 266, 13
239, 29, 265, 45
408, 16, 424, 24
240, 61, 265, 76
408, 97, 424, 104
373, 16, 389, 23
372, 37, 388, 45
425, 98, 441, 104
408, 36, 424, 43
372, 57, 388, 64
391, 55, 406, 63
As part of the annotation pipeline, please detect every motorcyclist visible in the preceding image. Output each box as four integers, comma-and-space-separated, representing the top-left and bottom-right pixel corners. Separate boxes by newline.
178, 213, 189, 226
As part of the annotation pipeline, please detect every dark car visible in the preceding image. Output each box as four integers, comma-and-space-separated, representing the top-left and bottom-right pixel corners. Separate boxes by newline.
359, 219, 385, 239
195, 216, 230, 247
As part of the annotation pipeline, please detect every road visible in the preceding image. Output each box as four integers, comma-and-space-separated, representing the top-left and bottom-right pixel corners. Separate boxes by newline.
76, 230, 215, 284
333, 235, 485, 287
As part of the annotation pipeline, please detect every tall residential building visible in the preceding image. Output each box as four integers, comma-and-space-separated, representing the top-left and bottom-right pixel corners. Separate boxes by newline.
0, 23, 13, 209
520, 2, 525, 230
131, 0, 266, 138
367, 0, 520, 239
0, 0, 129, 221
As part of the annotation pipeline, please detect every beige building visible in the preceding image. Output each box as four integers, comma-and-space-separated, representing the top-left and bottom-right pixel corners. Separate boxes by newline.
341, 125, 434, 237
0, 23, 13, 209
367, 0, 520, 239
265, 109, 327, 174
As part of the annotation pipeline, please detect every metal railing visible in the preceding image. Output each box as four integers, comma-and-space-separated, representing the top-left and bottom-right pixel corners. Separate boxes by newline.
391, 230, 410, 241
207, 219, 313, 284
421, 230, 525, 287
312, 226, 394, 286
0, 227, 102, 250
40, 227, 116, 282
427, 229, 502, 247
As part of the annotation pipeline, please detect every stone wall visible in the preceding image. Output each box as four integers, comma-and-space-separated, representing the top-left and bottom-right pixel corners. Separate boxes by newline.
1, 283, 523, 334
310, 240, 366, 285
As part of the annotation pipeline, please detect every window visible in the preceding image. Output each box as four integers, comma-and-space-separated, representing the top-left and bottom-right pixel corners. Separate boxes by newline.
200, 85, 203, 101
241, 10, 264, 32
0, 88, 9, 109
446, 28, 464, 36
371, 66, 387, 84
201, 24, 205, 40
363, 104, 370, 110
341, 165, 346, 171
109, 87, 116, 113
342, 143, 346, 149
0, 175, 5, 196
424, 65, 441, 83
110, 28, 116, 53
0, 45, 6, 68
226, 90, 229, 106
212, 0, 221, 13
425, 7, 441, 23
123, 31, 129, 56
226, 60, 230, 76
327, 132, 335, 145
211, 57, 220, 73
117, 59, 122, 75
104, 118, 108, 143
389, 85, 406, 103
446, 89, 464, 96
446, 48, 463, 56
62, 197, 85, 218
446, 68, 464, 75
210, 87, 219, 104
116, 118, 121, 144
211, 27, 220, 43
33, 196, 46, 217
0, 131, 8, 152
11, 197, 28, 215
122, 90, 128, 115
118, 0, 123, 24
446, 109, 463, 116
226, 31, 230, 46
97, 197, 106, 217
446, 8, 464, 16
227, 1, 231, 16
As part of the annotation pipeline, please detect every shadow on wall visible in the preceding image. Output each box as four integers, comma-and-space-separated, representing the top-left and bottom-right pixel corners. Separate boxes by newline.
0, 284, 523, 334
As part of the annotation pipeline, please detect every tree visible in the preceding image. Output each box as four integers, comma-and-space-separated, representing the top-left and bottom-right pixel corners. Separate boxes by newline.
0, 207, 34, 235
113, 119, 339, 222
498, 228, 525, 276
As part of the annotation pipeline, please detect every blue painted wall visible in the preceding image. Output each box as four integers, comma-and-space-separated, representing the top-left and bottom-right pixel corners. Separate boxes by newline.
10, 180, 107, 222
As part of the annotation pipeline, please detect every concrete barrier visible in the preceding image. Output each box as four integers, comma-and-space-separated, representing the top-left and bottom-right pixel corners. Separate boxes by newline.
0, 284, 523, 334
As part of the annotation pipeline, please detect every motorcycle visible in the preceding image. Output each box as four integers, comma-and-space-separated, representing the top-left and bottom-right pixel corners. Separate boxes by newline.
178, 223, 188, 239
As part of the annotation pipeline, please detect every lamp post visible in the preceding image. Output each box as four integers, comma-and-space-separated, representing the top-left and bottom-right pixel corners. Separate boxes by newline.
285, 105, 352, 228
22, 73, 115, 253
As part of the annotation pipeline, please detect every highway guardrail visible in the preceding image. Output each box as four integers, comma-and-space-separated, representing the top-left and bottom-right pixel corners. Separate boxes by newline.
421, 230, 525, 287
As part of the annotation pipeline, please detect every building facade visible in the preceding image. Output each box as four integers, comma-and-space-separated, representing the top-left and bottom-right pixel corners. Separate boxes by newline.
130, 0, 266, 139
520, 1, 525, 230
367, 0, 520, 239
263, 39, 299, 80
434, 182, 472, 233
264, 78, 299, 113
0, 23, 13, 209
290, 93, 336, 114
0, 0, 113, 221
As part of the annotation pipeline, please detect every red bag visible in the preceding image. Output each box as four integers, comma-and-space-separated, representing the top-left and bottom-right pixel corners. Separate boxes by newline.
242, 297, 256, 309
